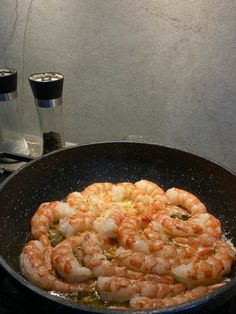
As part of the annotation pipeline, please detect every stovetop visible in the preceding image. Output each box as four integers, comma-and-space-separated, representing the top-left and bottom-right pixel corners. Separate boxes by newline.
0, 159, 236, 314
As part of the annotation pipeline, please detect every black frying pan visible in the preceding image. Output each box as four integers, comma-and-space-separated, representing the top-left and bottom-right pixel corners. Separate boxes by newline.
0, 142, 236, 314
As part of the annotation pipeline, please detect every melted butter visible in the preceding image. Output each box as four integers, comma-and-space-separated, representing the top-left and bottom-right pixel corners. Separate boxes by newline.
49, 288, 130, 309
48, 223, 64, 247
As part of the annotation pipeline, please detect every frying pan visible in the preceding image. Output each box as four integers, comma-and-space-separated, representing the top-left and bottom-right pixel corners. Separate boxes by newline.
0, 142, 236, 314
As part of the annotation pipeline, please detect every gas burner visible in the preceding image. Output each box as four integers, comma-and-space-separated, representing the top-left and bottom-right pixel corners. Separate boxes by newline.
0, 152, 33, 175
0, 142, 76, 174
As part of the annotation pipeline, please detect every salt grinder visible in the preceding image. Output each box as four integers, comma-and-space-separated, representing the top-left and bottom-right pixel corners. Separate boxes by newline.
0, 68, 29, 156
28, 72, 65, 154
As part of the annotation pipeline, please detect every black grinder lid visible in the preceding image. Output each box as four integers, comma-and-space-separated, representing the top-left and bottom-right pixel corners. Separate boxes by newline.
28, 72, 64, 100
0, 69, 17, 94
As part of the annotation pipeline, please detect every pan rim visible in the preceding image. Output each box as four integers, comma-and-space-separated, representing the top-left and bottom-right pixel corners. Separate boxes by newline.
0, 141, 235, 192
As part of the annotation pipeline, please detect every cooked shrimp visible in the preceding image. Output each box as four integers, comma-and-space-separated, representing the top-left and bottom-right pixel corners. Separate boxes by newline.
149, 205, 189, 223
59, 212, 96, 238
111, 182, 137, 202
144, 221, 180, 261
135, 179, 165, 195
112, 181, 168, 214
80, 183, 113, 215
93, 204, 126, 238
172, 237, 198, 262
166, 188, 206, 215
52, 236, 92, 283
67, 192, 88, 212
192, 213, 222, 246
80, 232, 143, 279
83, 182, 113, 197
80, 232, 167, 281
31, 201, 77, 241
117, 215, 151, 253
118, 215, 176, 258
21, 179, 235, 310
20, 240, 94, 292
135, 179, 170, 212
170, 213, 222, 247
130, 285, 219, 309
115, 247, 172, 275
161, 214, 202, 238
82, 182, 113, 211
97, 276, 186, 303
169, 214, 222, 260
111, 182, 152, 214
172, 240, 235, 288
142, 220, 175, 255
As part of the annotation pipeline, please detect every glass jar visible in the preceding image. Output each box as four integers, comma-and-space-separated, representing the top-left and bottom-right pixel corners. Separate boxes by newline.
0, 69, 30, 156
29, 72, 64, 154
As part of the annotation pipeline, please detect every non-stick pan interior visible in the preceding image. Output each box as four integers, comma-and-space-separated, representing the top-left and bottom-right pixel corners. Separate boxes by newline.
0, 142, 236, 310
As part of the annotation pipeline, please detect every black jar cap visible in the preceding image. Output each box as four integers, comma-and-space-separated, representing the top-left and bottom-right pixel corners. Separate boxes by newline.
28, 72, 64, 100
0, 69, 17, 94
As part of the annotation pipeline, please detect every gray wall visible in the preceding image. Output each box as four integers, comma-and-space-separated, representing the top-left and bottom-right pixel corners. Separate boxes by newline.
0, 0, 235, 171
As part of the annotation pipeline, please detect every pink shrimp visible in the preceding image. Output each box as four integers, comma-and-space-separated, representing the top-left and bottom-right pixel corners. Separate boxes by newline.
130, 285, 220, 309
112, 181, 168, 214
142, 219, 177, 255
66, 192, 88, 212
170, 213, 222, 248
83, 182, 113, 197
149, 205, 190, 222
166, 188, 207, 215
135, 179, 165, 195
31, 201, 77, 241
111, 182, 152, 214
20, 178, 236, 312
97, 276, 186, 303
20, 240, 94, 292
115, 247, 172, 275
59, 212, 96, 238
117, 215, 152, 253
160, 212, 200, 238
31, 201, 77, 270
162, 211, 221, 244
80, 232, 143, 279
52, 236, 92, 283
117, 214, 177, 258
78, 183, 113, 216
192, 213, 222, 246
93, 204, 126, 238
135, 179, 170, 212
111, 182, 137, 202
172, 237, 198, 262
82, 182, 113, 211
79, 232, 169, 282
172, 240, 235, 288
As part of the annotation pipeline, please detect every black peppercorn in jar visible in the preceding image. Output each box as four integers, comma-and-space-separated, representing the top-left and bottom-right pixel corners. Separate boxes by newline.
28, 72, 65, 154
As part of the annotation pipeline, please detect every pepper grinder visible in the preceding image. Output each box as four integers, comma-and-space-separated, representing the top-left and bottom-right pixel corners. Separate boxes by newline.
28, 72, 65, 154
0, 68, 29, 156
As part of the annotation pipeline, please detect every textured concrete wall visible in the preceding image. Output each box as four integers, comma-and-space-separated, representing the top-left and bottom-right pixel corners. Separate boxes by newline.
0, 0, 235, 171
